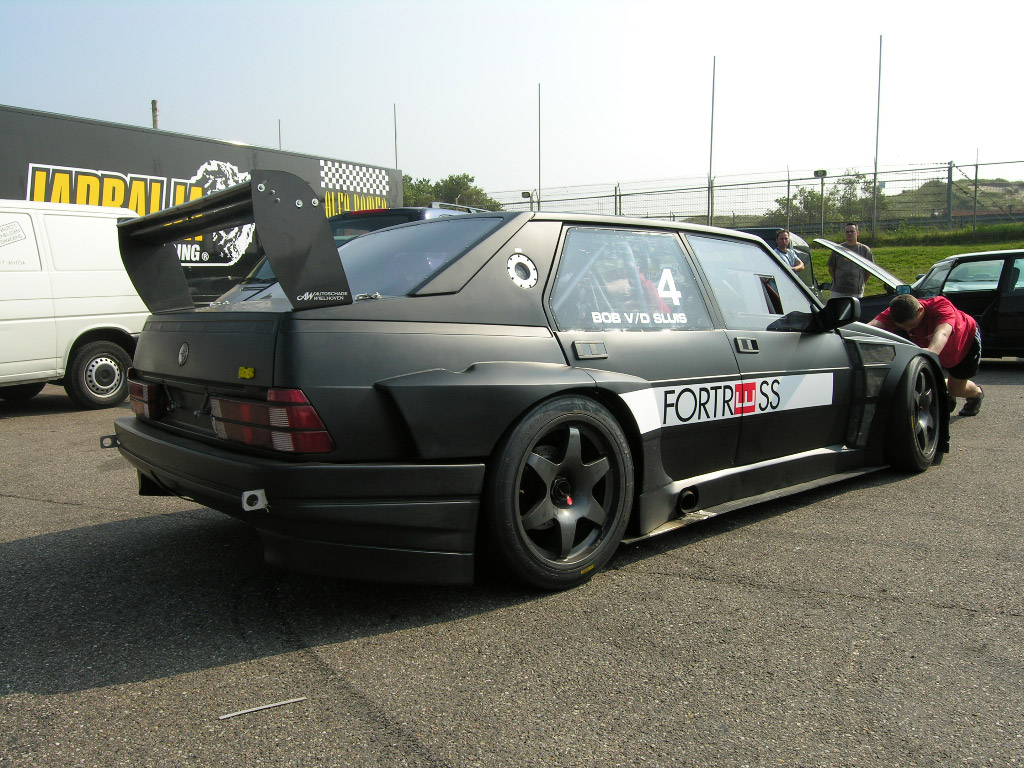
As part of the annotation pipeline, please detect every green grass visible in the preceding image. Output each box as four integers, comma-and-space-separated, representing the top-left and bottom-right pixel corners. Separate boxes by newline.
869, 221, 1024, 247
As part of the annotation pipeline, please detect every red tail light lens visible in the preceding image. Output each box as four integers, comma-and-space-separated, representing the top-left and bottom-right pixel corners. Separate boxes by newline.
129, 379, 164, 419
209, 388, 334, 454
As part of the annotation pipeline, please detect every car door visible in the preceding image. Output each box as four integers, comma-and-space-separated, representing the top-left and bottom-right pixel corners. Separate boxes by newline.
0, 210, 57, 383
937, 257, 1007, 341
986, 254, 1024, 352
547, 226, 740, 481
686, 234, 854, 467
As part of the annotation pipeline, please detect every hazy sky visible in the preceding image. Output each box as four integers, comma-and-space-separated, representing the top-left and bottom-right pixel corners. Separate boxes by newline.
2, 0, 1020, 194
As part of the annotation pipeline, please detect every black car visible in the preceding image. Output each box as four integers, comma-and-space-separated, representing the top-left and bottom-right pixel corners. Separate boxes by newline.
108, 171, 949, 590
912, 249, 1024, 357
818, 241, 1024, 359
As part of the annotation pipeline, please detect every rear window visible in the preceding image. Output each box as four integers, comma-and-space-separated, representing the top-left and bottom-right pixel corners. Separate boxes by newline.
329, 213, 417, 247
340, 216, 504, 298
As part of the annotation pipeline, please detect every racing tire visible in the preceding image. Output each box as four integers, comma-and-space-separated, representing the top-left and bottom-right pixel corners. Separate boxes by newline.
64, 341, 132, 409
483, 395, 634, 590
885, 356, 940, 472
0, 382, 46, 402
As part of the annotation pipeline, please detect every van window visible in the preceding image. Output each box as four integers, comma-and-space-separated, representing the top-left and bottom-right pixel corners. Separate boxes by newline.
0, 213, 41, 271
44, 214, 123, 271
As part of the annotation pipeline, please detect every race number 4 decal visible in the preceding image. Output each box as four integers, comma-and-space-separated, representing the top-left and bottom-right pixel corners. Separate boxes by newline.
657, 268, 682, 306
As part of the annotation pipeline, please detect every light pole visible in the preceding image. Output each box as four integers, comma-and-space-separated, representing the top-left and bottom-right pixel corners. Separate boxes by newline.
814, 169, 828, 237
521, 190, 535, 212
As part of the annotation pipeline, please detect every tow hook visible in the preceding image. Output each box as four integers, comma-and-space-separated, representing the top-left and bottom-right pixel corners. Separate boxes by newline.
100, 434, 119, 449
243, 489, 269, 513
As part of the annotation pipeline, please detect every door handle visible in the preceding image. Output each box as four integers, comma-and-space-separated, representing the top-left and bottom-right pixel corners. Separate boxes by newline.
734, 337, 759, 354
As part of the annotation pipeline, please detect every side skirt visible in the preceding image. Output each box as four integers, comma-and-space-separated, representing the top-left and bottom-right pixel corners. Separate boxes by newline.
626, 445, 885, 542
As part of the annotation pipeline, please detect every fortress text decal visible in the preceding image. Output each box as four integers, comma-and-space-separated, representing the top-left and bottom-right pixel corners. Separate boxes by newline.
619, 373, 834, 434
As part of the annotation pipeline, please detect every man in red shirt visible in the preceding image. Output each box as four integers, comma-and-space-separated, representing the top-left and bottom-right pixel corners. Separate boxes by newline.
868, 294, 984, 416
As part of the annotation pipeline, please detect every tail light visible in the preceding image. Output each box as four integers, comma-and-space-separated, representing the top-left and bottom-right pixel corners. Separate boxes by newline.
129, 379, 164, 419
210, 388, 335, 454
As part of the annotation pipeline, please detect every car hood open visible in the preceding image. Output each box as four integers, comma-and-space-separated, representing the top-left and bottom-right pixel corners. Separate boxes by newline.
117, 170, 352, 313
814, 239, 908, 293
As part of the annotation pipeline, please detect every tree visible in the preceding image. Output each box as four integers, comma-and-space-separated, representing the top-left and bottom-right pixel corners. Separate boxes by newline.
402, 176, 436, 207
402, 173, 502, 210
761, 169, 892, 229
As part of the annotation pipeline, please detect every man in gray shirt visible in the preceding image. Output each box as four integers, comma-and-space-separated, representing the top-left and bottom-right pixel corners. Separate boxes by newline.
827, 223, 874, 298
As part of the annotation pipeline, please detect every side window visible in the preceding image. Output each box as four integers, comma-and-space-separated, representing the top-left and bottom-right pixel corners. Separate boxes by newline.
549, 227, 712, 332
686, 234, 814, 332
44, 214, 122, 271
944, 259, 1003, 292
0, 213, 41, 272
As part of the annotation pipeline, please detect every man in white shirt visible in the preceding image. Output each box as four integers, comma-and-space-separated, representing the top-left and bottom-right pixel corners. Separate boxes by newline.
773, 229, 805, 272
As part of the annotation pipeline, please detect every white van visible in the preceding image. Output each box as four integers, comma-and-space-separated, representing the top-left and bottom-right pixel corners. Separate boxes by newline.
0, 200, 146, 408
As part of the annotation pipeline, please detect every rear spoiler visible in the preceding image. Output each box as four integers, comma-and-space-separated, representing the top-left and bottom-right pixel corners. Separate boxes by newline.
117, 169, 352, 313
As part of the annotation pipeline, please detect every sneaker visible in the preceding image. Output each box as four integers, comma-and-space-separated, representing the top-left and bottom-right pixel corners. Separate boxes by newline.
960, 388, 984, 417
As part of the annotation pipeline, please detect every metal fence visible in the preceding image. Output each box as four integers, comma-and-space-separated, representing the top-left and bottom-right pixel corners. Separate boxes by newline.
489, 160, 1024, 239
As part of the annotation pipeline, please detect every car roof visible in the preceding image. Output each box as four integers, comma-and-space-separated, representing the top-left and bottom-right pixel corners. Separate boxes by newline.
946, 249, 1024, 261
328, 205, 485, 222
527, 211, 777, 241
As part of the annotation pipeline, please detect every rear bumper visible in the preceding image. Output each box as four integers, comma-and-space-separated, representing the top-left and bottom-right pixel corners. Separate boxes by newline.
113, 417, 486, 585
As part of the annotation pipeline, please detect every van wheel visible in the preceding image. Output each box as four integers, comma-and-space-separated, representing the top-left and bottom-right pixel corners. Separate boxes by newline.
483, 395, 633, 590
0, 382, 46, 401
65, 341, 132, 409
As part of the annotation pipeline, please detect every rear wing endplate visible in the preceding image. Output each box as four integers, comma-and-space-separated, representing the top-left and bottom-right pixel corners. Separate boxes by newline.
117, 169, 352, 313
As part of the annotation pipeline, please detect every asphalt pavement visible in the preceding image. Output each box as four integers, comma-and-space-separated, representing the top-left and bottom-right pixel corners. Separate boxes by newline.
2, 363, 1022, 768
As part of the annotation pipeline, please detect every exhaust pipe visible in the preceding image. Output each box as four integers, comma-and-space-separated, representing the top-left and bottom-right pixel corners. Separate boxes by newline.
677, 486, 699, 514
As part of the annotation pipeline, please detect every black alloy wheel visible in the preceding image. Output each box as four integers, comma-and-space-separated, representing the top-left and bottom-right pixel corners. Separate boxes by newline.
484, 395, 634, 590
886, 356, 940, 472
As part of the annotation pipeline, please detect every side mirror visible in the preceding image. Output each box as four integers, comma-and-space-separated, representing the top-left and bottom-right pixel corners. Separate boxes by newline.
813, 296, 860, 332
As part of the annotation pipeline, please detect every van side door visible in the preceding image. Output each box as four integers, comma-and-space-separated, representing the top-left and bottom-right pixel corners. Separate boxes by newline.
42, 211, 148, 372
0, 210, 57, 383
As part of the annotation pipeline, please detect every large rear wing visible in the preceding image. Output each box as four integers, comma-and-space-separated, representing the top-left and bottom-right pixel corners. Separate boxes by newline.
117, 169, 352, 313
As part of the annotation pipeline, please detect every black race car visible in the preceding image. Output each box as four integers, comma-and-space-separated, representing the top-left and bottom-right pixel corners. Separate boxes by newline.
108, 171, 949, 590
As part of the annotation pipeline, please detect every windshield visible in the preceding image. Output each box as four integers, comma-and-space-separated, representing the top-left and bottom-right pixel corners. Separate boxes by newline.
915, 261, 953, 297
339, 216, 504, 298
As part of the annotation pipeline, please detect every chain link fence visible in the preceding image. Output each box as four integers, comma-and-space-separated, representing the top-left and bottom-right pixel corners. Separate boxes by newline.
490, 161, 1024, 239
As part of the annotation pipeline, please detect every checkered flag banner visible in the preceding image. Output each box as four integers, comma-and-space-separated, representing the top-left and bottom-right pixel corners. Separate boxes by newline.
320, 160, 391, 196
